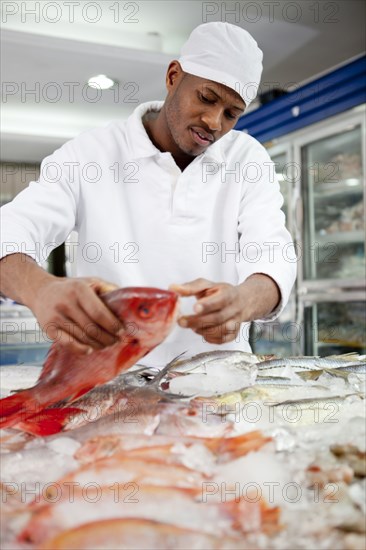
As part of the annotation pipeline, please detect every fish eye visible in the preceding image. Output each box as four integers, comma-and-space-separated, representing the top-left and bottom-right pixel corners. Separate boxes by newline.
138, 304, 151, 317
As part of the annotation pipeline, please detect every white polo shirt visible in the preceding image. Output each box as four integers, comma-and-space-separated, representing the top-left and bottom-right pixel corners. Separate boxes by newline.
0, 101, 296, 367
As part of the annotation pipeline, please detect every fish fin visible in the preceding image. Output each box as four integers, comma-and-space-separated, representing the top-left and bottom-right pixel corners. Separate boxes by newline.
9, 387, 33, 394
322, 368, 350, 379
71, 386, 95, 401
37, 344, 63, 380
156, 384, 196, 400
206, 431, 271, 460
0, 390, 34, 429
298, 370, 321, 381
260, 502, 281, 533
157, 389, 195, 400
149, 351, 188, 388
115, 341, 142, 373
222, 497, 280, 533
15, 407, 85, 436
324, 352, 360, 360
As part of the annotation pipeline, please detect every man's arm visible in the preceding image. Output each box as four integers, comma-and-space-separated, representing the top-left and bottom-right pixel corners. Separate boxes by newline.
0, 253, 123, 353
170, 274, 279, 344
235, 142, 297, 322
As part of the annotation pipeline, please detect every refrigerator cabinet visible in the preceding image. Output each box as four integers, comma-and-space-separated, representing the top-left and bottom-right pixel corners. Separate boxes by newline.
298, 289, 366, 356
293, 106, 365, 291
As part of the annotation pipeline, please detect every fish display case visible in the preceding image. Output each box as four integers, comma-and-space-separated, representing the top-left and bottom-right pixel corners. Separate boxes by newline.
250, 145, 299, 356
250, 294, 299, 357
294, 106, 366, 354
0, 301, 51, 366
299, 290, 366, 356
250, 104, 365, 356
295, 112, 365, 288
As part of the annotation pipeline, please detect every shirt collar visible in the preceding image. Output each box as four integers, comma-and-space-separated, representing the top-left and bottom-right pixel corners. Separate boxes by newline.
126, 100, 225, 164
126, 101, 164, 160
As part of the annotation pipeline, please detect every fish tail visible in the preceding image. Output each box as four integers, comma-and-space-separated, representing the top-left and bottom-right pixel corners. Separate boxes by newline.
222, 496, 280, 533
0, 390, 36, 429
325, 352, 362, 360
261, 503, 281, 533
16, 407, 85, 436
206, 431, 271, 459
149, 351, 188, 388
18, 508, 55, 545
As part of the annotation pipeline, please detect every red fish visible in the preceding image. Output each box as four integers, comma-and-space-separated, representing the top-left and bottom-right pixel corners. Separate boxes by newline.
38, 518, 250, 550
20, 484, 279, 544
0, 287, 178, 435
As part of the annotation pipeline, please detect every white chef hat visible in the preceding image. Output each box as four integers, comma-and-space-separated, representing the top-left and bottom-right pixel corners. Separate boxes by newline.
178, 22, 263, 108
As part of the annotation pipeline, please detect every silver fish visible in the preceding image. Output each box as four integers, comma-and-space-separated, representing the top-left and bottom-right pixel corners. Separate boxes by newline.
330, 363, 366, 374
273, 393, 363, 407
299, 363, 366, 381
59, 354, 187, 431
172, 350, 263, 374
257, 353, 366, 372
255, 375, 326, 387
49, 353, 229, 443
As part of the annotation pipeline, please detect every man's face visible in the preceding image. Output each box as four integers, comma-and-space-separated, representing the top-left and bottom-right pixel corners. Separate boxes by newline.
164, 66, 245, 158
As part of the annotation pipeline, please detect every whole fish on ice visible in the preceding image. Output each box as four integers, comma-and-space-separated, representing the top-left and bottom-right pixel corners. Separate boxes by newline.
75, 430, 271, 465
0, 287, 178, 435
172, 350, 263, 373
38, 518, 250, 550
20, 483, 279, 544
257, 353, 366, 373
163, 352, 365, 395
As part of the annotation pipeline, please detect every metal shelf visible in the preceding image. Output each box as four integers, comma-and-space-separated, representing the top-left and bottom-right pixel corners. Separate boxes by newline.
315, 230, 365, 244
313, 181, 364, 198
318, 338, 365, 347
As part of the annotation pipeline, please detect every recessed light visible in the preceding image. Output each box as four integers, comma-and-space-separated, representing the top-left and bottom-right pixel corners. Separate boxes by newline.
88, 75, 115, 90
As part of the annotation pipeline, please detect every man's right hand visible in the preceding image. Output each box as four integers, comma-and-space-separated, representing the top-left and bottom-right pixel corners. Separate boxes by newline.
29, 277, 124, 354
0, 254, 123, 354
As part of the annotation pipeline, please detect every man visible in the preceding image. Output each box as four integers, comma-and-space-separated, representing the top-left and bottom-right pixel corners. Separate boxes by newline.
0, 22, 296, 367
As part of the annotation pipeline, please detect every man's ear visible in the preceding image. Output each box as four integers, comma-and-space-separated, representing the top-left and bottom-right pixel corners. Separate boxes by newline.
166, 60, 185, 92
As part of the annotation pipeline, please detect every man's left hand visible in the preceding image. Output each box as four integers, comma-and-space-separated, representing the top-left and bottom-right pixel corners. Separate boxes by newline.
169, 274, 280, 344
169, 278, 246, 344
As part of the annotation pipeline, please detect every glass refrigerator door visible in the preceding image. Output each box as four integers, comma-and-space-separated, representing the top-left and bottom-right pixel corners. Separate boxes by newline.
301, 123, 365, 283
251, 147, 298, 356
271, 150, 292, 226
251, 295, 298, 356
302, 294, 366, 356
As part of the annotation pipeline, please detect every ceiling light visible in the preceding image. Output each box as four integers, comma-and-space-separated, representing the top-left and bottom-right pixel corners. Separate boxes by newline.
87, 75, 115, 90
345, 178, 360, 186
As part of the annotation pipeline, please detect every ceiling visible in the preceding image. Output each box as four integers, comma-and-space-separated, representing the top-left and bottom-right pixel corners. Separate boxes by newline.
1, 0, 365, 162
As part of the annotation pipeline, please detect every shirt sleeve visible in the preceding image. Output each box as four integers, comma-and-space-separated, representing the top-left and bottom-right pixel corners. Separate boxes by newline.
0, 140, 80, 265
236, 141, 297, 322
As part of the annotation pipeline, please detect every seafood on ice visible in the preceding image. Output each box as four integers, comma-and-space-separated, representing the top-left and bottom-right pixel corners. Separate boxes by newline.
0, 287, 179, 435
1, 350, 365, 549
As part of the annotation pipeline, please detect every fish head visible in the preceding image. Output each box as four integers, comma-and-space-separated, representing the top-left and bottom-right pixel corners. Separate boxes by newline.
101, 287, 179, 347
